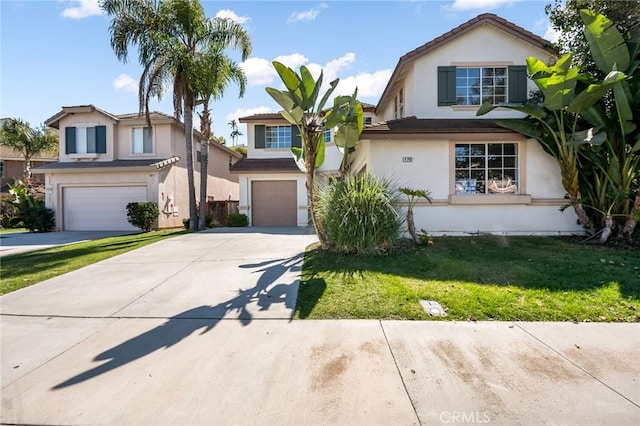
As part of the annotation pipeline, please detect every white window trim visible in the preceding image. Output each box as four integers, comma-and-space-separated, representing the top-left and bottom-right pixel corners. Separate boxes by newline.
265, 125, 292, 149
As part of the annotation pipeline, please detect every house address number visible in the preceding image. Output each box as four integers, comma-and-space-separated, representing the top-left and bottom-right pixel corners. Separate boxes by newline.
402, 156, 413, 163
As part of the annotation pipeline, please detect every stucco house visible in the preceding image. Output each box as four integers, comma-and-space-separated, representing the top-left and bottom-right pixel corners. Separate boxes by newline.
233, 13, 584, 235
38, 105, 241, 231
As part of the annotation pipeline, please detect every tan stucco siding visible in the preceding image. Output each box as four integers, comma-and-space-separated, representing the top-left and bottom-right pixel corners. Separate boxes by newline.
204, 145, 240, 201
115, 123, 176, 160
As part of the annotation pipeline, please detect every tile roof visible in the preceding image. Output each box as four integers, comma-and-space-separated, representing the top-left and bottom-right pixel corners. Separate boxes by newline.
34, 158, 177, 171
361, 117, 513, 135
229, 157, 303, 173
239, 102, 376, 122
376, 13, 556, 113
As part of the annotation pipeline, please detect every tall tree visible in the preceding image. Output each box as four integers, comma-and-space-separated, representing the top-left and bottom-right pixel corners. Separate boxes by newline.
266, 62, 363, 249
0, 118, 58, 184
102, 0, 251, 231
546, 0, 640, 76
228, 119, 242, 146
191, 49, 247, 230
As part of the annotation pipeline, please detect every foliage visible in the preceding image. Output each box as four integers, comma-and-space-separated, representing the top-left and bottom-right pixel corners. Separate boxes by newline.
126, 202, 159, 232
8, 181, 54, 232
0, 199, 21, 228
296, 236, 640, 321
545, 0, 640, 77
0, 118, 58, 183
102, 0, 251, 232
1, 230, 184, 294
226, 213, 248, 227
399, 187, 432, 245
265, 61, 363, 249
228, 119, 242, 146
316, 173, 403, 255
228, 145, 247, 156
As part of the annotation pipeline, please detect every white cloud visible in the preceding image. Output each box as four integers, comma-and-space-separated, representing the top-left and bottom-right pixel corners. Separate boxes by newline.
337, 70, 393, 99
543, 23, 561, 43
215, 9, 250, 24
287, 3, 328, 23
62, 0, 103, 19
274, 53, 309, 70
324, 52, 356, 80
447, 0, 516, 11
226, 106, 275, 122
240, 57, 277, 86
113, 73, 138, 94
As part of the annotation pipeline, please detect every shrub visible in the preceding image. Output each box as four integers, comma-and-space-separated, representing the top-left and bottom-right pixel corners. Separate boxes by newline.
126, 202, 159, 232
1, 199, 20, 228
316, 173, 403, 254
226, 213, 248, 227
8, 181, 55, 232
183, 218, 191, 229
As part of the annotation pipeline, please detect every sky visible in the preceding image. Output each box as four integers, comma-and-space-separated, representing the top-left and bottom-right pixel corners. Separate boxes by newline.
0, 0, 560, 146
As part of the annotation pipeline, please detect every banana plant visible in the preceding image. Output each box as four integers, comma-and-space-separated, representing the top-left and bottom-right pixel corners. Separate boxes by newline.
266, 61, 363, 249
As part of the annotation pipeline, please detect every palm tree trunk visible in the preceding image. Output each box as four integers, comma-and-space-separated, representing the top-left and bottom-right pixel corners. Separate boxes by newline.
305, 133, 328, 250
198, 142, 209, 230
406, 207, 421, 245
184, 93, 198, 231
621, 191, 640, 238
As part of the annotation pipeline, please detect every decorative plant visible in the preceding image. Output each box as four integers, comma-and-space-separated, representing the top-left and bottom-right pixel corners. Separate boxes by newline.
126, 202, 159, 232
8, 181, 55, 232
399, 187, 432, 245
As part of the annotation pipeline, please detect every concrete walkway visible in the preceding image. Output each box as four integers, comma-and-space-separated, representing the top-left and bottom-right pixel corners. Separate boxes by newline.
1, 228, 639, 425
0, 230, 136, 257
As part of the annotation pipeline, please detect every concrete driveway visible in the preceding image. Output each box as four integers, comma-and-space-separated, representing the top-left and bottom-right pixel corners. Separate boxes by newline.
0, 230, 136, 257
1, 228, 639, 425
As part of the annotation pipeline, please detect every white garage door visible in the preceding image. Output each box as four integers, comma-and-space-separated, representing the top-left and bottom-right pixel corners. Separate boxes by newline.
63, 186, 147, 231
251, 180, 297, 226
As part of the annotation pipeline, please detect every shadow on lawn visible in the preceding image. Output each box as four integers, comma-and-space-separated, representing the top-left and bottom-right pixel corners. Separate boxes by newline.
52, 253, 304, 390
302, 236, 640, 298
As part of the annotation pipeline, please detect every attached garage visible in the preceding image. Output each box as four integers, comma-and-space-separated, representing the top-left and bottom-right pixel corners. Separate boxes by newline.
251, 180, 297, 226
63, 186, 147, 231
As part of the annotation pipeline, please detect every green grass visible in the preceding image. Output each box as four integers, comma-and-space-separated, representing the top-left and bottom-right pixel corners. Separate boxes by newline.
0, 229, 185, 295
296, 236, 640, 322
0, 228, 28, 234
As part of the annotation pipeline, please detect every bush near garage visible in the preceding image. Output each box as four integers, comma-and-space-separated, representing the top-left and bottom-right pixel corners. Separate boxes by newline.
8, 181, 55, 232
126, 201, 159, 232
226, 213, 248, 227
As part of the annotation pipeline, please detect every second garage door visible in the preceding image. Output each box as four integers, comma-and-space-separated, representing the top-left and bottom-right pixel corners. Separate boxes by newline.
63, 186, 147, 231
251, 180, 297, 226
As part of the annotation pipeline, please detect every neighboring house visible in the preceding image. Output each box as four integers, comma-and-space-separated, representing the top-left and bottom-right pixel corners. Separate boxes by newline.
232, 104, 376, 226
234, 13, 584, 235
0, 118, 58, 191
38, 105, 241, 231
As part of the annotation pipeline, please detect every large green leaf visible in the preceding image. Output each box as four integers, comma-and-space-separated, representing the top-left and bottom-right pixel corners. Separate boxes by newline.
580, 104, 608, 128
272, 61, 301, 93
539, 67, 579, 111
299, 66, 321, 110
290, 146, 306, 172
613, 82, 636, 134
571, 128, 607, 146
495, 119, 544, 140
334, 122, 360, 149
567, 71, 626, 113
265, 87, 295, 112
318, 78, 339, 112
315, 136, 325, 168
580, 9, 630, 73
476, 101, 547, 120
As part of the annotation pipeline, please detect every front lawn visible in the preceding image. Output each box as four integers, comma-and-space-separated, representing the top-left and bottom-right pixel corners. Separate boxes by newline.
0, 229, 185, 295
296, 236, 640, 322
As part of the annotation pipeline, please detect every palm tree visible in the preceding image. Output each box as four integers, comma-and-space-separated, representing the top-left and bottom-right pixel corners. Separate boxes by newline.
228, 119, 242, 146
102, 0, 251, 231
191, 49, 247, 229
0, 118, 58, 185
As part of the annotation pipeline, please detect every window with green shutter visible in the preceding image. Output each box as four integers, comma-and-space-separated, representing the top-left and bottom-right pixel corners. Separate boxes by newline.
64, 125, 106, 154
438, 65, 527, 106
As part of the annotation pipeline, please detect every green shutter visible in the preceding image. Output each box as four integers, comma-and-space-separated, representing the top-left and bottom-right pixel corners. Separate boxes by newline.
508, 66, 528, 103
437, 66, 456, 106
65, 127, 76, 154
255, 125, 266, 149
143, 127, 153, 153
96, 125, 107, 153
291, 125, 301, 148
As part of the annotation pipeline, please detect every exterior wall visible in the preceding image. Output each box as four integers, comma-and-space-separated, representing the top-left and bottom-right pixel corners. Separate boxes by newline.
115, 122, 177, 160
380, 25, 556, 121
58, 112, 117, 162
203, 144, 240, 201
237, 172, 308, 226
245, 120, 292, 159
356, 137, 583, 235
158, 164, 190, 228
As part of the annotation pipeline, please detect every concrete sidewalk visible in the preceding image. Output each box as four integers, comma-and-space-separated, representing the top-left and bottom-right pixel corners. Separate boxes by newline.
1, 228, 639, 425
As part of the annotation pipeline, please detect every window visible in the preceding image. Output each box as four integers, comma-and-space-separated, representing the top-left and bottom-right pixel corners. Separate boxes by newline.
438, 65, 527, 106
0, 160, 4, 178
265, 125, 292, 149
394, 96, 398, 119
399, 88, 404, 117
363, 116, 372, 125
456, 67, 506, 105
323, 129, 331, 143
65, 126, 107, 154
132, 127, 153, 154
455, 143, 518, 194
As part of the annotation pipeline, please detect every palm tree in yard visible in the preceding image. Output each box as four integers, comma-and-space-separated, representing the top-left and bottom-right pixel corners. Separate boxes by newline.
228, 119, 242, 146
102, 0, 251, 231
191, 49, 247, 229
0, 118, 58, 185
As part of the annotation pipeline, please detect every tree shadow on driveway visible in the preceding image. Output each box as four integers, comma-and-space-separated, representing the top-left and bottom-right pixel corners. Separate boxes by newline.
52, 253, 304, 390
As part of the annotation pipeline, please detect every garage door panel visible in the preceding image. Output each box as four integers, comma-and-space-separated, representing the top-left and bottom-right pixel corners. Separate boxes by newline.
251, 181, 297, 226
63, 186, 147, 231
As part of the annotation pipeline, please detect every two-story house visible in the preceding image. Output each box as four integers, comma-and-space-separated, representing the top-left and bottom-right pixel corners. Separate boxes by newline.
39, 105, 241, 231
233, 13, 584, 234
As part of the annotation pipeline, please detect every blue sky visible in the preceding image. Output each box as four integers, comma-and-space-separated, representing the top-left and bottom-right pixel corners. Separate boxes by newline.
1, 0, 559, 145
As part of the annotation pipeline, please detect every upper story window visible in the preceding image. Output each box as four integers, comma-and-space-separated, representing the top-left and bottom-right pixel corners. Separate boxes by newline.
254, 124, 301, 149
438, 65, 527, 106
454, 143, 519, 195
0, 160, 4, 178
363, 116, 372, 125
323, 129, 332, 143
64, 125, 107, 154
132, 127, 153, 154
393, 88, 404, 119
456, 67, 506, 105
